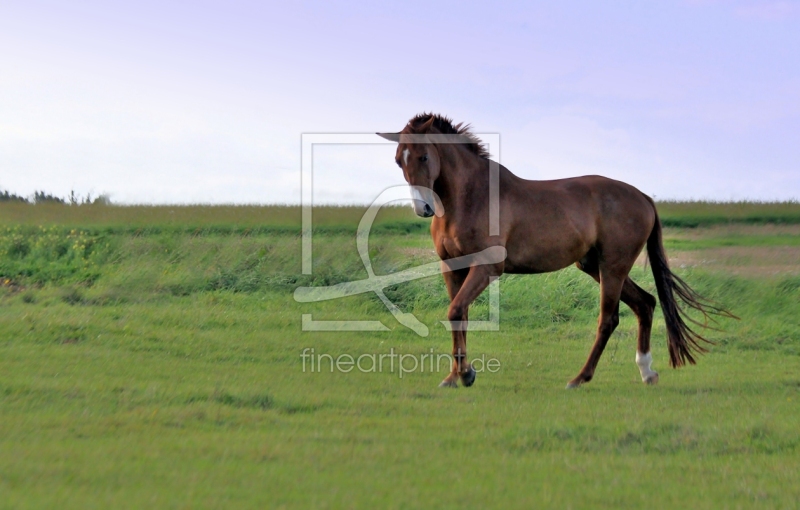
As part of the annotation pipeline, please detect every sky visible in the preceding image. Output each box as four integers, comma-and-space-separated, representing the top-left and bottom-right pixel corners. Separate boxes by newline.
1, 0, 799, 204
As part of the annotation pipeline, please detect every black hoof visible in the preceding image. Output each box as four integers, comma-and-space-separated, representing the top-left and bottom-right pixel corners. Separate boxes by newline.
460, 366, 476, 387
566, 373, 592, 389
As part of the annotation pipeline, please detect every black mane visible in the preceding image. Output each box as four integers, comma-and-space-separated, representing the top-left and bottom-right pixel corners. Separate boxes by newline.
408, 113, 490, 159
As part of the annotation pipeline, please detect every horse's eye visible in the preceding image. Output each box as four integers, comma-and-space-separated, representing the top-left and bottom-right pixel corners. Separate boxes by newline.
420, 154, 429, 162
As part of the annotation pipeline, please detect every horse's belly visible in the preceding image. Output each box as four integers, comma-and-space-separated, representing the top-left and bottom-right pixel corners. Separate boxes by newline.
503, 240, 587, 274
503, 257, 574, 275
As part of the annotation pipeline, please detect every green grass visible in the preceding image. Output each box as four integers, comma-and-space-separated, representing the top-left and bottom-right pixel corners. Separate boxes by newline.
2, 200, 799, 230
1, 204, 799, 508
656, 200, 800, 227
0, 202, 424, 230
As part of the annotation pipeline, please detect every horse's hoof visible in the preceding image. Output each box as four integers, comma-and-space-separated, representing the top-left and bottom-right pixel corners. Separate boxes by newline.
439, 378, 458, 388
644, 372, 659, 385
460, 366, 476, 387
565, 380, 582, 389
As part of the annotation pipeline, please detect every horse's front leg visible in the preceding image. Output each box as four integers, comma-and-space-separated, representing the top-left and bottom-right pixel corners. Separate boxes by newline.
439, 266, 467, 388
440, 264, 497, 388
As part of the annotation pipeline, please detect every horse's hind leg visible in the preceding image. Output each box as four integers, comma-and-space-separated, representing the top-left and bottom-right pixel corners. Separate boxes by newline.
566, 269, 625, 388
576, 252, 659, 386
620, 278, 658, 384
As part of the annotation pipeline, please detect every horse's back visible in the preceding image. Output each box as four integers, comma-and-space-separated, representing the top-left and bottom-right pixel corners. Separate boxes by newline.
502, 174, 655, 273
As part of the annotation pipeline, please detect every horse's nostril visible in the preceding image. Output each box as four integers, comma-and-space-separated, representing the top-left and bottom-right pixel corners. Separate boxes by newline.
423, 204, 434, 217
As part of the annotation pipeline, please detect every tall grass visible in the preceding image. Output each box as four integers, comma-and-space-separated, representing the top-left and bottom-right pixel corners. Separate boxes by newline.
2, 201, 799, 291
2, 224, 799, 359
2, 201, 799, 229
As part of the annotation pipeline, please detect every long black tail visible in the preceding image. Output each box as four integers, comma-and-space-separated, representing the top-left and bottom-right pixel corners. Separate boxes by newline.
646, 210, 738, 367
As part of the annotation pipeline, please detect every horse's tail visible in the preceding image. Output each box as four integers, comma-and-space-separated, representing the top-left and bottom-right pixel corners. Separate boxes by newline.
645, 204, 737, 367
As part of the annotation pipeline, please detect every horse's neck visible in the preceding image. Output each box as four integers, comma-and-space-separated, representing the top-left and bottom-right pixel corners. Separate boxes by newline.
433, 147, 489, 216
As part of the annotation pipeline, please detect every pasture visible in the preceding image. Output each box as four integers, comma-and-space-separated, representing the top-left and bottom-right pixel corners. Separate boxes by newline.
1, 202, 799, 508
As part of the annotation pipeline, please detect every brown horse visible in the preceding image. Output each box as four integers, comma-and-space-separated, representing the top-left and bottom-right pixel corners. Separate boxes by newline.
378, 113, 735, 389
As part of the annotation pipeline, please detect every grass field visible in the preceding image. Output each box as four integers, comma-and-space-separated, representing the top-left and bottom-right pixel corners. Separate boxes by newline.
1, 202, 799, 508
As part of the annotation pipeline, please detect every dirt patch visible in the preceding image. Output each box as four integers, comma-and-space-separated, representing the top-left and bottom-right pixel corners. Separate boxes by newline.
638, 246, 800, 277
664, 224, 800, 240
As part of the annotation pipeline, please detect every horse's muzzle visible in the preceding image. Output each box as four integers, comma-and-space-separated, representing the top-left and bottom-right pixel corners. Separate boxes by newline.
410, 187, 436, 217
418, 203, 435, 217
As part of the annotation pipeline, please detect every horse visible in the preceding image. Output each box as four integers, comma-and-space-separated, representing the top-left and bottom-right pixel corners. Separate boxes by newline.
378, 113, 735, 389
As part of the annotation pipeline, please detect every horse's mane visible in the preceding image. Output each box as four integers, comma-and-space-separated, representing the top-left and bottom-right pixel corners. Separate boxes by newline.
408, 113, 490, 159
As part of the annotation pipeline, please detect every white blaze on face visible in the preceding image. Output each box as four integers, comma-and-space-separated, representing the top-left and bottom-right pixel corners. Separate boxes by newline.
636, 351, 657, 382
402, 148, 410, 166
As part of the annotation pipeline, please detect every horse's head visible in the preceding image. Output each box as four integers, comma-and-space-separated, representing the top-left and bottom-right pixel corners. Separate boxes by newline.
378, 116, 441, 218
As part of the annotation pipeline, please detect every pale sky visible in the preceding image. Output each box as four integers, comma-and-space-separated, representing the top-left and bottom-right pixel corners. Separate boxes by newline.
1, 1, 799, 204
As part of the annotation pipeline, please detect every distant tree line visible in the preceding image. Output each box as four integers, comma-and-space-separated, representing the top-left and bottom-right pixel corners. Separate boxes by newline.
0, 189, 111, 205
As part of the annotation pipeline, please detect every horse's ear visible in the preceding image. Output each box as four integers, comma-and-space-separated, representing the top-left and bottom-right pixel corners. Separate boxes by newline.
376, 132, 401, 142
416, 116, 436, 134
